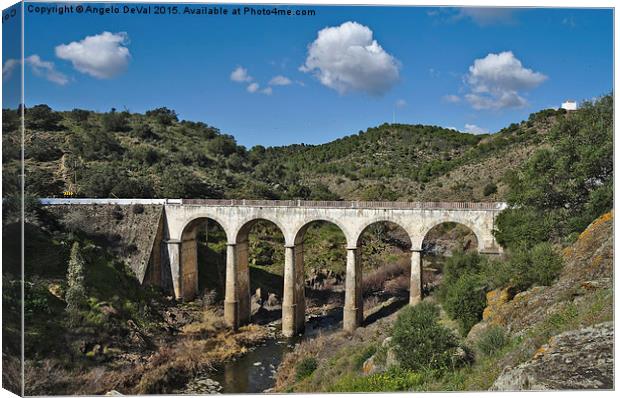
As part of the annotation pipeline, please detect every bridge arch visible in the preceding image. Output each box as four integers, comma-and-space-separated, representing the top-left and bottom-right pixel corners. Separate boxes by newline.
233, 216, 289, 246
175, 216, 230, 301
353, 219, 413, 248
231, 218, 287, 327
291, 216, 353, 247
412, 217, 488, 252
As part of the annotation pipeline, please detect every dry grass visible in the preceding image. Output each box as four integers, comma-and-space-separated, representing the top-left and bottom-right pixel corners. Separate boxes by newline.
362, 256, 410, 295
132, 323, 270, 394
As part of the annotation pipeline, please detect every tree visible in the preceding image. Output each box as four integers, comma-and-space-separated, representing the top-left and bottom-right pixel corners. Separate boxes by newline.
66, 242, 87, 326
145, 107, 178, 126
496, 94, 613, 249
25, 104, 62, 130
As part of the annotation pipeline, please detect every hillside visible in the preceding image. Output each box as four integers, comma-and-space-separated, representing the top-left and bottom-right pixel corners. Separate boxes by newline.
2, 104, 566, 202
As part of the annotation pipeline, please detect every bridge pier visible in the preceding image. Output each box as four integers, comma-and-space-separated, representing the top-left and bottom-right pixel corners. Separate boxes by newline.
343, 247, 363, 332
409, 249, 422, 305
165, 239, 183, 300
283, 244, 306, 337
224, 242, 251, 329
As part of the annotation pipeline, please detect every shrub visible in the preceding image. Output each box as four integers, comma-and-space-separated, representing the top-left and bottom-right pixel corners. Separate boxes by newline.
295, 357, 318, 381
438, 251, 485, 300
510, 242, 563, 290
66, 242, 87, 326
483, 182, 497, 196
441, 273, 487, 335
392, 302, 465, 372
476, 325, 509, 356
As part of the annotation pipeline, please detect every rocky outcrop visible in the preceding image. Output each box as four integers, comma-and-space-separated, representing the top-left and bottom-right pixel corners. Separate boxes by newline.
474, 212, 614, 390
491, 322, 613, 390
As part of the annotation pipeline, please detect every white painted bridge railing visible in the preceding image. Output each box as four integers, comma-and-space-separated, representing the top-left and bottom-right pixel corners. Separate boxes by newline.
40, 198, 507, 211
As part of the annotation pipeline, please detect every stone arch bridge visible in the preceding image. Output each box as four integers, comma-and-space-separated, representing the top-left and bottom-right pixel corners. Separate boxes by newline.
41, 198, 506, 337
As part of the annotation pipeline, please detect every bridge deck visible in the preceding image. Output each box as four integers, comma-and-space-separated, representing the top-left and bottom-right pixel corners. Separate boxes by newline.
40, 198, 506, 210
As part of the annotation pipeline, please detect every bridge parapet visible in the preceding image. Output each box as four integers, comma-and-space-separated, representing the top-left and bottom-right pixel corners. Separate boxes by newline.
180, 199, 507, 210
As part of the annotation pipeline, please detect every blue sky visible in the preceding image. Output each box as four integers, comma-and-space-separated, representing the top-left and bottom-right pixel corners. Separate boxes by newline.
4, 3, 613, 147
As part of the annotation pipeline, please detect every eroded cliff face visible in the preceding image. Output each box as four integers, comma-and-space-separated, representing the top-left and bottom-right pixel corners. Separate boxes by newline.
46, 204, 164, 283
469, 212, 613, 390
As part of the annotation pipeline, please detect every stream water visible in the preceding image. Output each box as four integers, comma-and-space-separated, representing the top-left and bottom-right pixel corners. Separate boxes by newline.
211, 310, 343, 393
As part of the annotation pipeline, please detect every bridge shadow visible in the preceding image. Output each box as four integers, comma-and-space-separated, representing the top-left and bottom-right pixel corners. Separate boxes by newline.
362, 295, 408, 327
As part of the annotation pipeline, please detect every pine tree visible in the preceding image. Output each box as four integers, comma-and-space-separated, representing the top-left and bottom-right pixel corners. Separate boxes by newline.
66, 242, 87, 326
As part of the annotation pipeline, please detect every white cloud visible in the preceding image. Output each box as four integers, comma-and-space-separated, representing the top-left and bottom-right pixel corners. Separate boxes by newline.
247, 82, 260, 93
464, 123, 488, 134
455, 8, 515, 26
2, 58, 19, 81
464, 51, 547, 110
25, 55, 69, 85
443, 94, 461, 103
261, 86, 273, 95
300, 21, 400, 96
55, 31, 130, 79
269, 75, 292, 86
395, 99, 407, 108
231, 66, 253, 83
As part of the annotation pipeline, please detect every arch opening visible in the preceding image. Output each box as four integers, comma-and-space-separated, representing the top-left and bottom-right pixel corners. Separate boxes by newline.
180, 217, 228, 303
356, 221, 412, 325
235, 219, 285, 325
421, 221, 479, 295
293, 220, 348, 333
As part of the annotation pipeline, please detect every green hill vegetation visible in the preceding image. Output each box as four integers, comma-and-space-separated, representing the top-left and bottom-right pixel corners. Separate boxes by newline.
3, 102, 567, 202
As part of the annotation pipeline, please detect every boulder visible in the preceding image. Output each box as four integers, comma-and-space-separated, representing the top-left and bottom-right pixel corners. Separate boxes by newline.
491, 322, 613, 390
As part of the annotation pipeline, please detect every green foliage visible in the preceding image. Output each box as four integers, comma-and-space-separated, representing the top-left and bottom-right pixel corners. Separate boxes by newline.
295, 357, 318, 381
158, 166, 223, 198
496, 94, 613, 249
441, 273, 487, 335
360, 184, 399, 201
439, 251, 485, 293
65, 242, 87, 326
328, 368, 423, 392
145, 107, 178, 125
392, 302, 465, 372
101, 108, 131, 132
25, 104, 63, 130
508, 242, 563, 291
475, 325, 509, 356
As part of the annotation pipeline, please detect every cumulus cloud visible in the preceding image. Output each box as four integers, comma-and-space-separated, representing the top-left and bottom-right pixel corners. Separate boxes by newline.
464, 51, 547, 110
55, 31, 130, 79
25, 55, 69, 85
247, 82, 260, 93
2, 58, 19, 81
464, 123, 488, 134
261, 86, 273, 95
443, 94, 461, 103
455, 8, 516, 26
231, 66, 253, 83
300, 21, 400, 96
269, 75, 292, 86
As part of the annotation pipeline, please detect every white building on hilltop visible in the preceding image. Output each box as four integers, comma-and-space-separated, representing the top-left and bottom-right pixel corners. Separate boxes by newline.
561, 100, 578, 111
